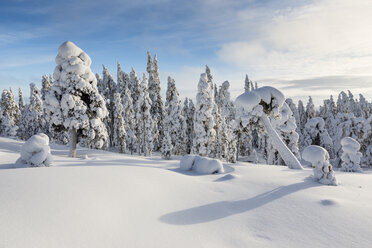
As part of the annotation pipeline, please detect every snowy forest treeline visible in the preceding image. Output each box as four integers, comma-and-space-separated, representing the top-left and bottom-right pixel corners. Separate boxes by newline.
1, 41, 372, 168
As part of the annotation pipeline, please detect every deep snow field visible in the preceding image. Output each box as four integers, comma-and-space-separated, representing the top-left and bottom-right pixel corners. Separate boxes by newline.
1, 136, 372, 248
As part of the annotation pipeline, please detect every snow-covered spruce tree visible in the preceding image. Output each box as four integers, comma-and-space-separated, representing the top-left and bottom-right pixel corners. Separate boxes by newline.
182, 98, 195, 154
129, 68, 141, 112
302, 145, 337, 186
244, 74, 251, 92
319, 96, 337, 138
235, 86, 303, 169
301, 117, 334, 160
297, 100, 306, 134
147, 52, 165, 151
0, 89, 21, 136
102, 65, 117, 147
112, 93, 127, 153
341, 137, 362, 172
117, 62, 129, 96
218, 81, 235, 124
136, 74, 154, 156
165, 76, 187, 155
205, 66, 220, 158
18, 83, 44, 140
305, 96, 316, 120
121, 83, 137, 154
44, 41, 108, 157
193, 73, 216, 157
18, 88, 25, 114
161, 120, 173, 160
96, 73, 104, 96
285, 98, 300, 135
337, 91, 352, 114
41, 75, 53, 101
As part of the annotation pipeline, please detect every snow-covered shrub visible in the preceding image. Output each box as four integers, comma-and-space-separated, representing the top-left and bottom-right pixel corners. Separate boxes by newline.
302, 145, 337, 186
235, 86, 303, 169
16, 133, 52, 167
180, 155, 224, 174
341, 137, 362, 172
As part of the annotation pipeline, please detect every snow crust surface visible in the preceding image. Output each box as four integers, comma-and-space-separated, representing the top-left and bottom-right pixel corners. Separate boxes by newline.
1, 137, 372, 248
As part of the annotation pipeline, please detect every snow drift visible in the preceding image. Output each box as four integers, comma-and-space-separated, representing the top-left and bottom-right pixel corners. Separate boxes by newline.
180, 155, 224, 174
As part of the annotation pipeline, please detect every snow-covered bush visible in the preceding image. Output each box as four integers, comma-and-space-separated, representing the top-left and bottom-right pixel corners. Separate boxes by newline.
341, 137, 362, 172
235, 86, 303, 169
16, 133, 52, 167
302, 145, 337, 186
180, 155, 224, 174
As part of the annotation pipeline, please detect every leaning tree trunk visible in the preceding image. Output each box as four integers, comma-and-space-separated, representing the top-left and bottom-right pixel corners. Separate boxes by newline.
69, 127, 77, 158
260, 114, 303, 170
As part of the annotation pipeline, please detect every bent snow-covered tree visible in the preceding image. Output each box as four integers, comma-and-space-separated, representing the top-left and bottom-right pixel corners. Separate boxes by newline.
44, 41, 108, 157
235, 86, 303, 169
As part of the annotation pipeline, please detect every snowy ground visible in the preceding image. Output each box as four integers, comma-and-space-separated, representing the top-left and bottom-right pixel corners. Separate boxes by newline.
1, 137, 372, 248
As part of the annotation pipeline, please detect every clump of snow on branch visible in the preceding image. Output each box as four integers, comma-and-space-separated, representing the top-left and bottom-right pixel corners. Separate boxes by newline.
180, 155, 224, 174
302, 145, 337, 186
16, 133, 52, 167
341, 137, 362, 172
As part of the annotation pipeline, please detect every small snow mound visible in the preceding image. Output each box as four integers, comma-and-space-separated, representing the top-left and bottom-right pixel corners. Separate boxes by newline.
17, 133, 53, 167
214, 174, 236, 182
180, 155, 224, 174
319, 199, 338, 206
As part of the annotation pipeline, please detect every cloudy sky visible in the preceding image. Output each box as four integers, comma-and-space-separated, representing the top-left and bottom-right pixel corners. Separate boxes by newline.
1, 0, 372, 106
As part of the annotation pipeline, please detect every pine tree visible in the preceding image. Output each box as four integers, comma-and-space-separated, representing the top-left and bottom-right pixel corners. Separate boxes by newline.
218, 81, 235, 124
121, 84, 137, 154
41, 75, 52, 101
165, 76, 187, 155
297, 100, 306, 135
244, 74, 251, 92
305, 96, 316, 120
147, 52, 165, 151
193, 73, 216, 157
18, 83, 45, 140
0, 89, 21, 136
102, 65, 117, 147
44, 41, 108, 157
18, 88, 25, 113
182, 98, 195, 154
161, 122, 173, 160
117, 62, 129, 95
112, 93, 127, 153
136, 73, 154, 156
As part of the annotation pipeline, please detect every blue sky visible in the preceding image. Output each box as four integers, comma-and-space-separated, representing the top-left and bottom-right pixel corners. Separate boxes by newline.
1, 0, 372, 106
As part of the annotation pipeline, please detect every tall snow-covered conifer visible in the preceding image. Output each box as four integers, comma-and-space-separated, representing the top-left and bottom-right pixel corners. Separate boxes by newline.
44, 41, 108, 157
165, 76, 187, 155
147, 52, 165, 151
136, 74, 154, 156
112, 93, 127, 153
193, 73, 216, 157
0, 89, 20, 136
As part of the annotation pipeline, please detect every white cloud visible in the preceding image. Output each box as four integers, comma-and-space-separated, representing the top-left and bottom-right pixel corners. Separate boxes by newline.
217, 0, 372, 79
